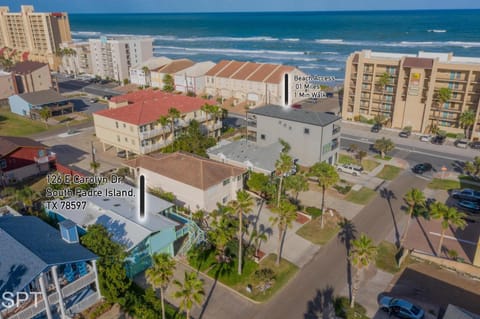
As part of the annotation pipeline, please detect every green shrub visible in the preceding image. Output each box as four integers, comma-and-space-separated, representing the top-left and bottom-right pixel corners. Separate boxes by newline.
305, 206, 322, 218
89, 302, 112, 319
446, 132, 457, 139
334, 297, 369, 319
334, 184, 352, 194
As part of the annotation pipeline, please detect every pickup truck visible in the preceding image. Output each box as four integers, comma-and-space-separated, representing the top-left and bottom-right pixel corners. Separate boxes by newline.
451, 189, 480, 202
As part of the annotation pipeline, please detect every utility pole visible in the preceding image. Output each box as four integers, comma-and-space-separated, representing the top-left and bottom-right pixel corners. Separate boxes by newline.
91, 141, 97, 175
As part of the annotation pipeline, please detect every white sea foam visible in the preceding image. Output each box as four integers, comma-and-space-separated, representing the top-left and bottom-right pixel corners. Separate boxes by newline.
325, 67, 341, 71
428, 29, 447, 33
71, 31, 101, 36
174, 36, 279, 42
315, 39, 345, 44
283, 38, 300, 42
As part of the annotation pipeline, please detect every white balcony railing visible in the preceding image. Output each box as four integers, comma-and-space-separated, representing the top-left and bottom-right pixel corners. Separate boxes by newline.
139, 127, 170, 140
140, 142, 168, 154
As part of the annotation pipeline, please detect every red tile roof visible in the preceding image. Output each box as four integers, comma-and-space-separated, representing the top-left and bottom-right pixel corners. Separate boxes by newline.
231, 62, 261, 80
216, 61, 245, 78
265, 65, 294, 84
124, 152, 246, 190
205, 60, 230, 76
247, 64, 278, 82
95, 91, 215, 126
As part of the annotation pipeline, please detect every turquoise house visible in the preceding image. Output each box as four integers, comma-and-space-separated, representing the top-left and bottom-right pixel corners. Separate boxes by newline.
46, 182, 203, 277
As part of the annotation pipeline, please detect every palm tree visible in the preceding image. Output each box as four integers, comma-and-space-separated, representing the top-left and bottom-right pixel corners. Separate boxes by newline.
167, 107, 181, 149
250, 228, 268, 257
284, 173, 309, 202
39, 107, 51, 128
401, 188, 425, 246
142, 66, 151, 87
173, 271, 205, 319
229, 190, 254, 275
157, 115, 170, 145
308, 162, 339, 228
90, 161, 100, 175
208, 212, 236, 263
146, 253, 176, 319
356, 150, 367, 164
432, 87, 452, 129
459, 110, 476, 139
269, 199, 297, 266
377, 72, 390, 114
430, 203, 467, 255
275, 152, 294, 207
349, 234, 377, 308
201, 104, 221, 137
373, 137, 395, 159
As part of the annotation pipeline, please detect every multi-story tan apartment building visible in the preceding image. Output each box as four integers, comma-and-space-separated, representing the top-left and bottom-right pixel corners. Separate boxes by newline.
343, 50, 480, 139
150, 59, 194, 89
204, 60, 307, 107
0, 5, 71, 70
9, 61, 52, 94
89, 37, 153, 82
93, 90, 221, 158
59, 41, 93, 75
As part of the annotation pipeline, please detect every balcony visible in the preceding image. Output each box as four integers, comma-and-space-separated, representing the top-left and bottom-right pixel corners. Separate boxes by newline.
139, 127, 170, 140
247, 120, 257, 128
140, 142, 167, 154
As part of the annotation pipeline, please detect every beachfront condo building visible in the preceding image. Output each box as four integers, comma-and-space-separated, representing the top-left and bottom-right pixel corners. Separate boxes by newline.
0, 5, 71, 70
204, 60, 307, 108
129, 56, 172, 86
343, 50, 480, 139
93, 90, 221, 157
89, 36, 153, 82
174, 61, 216, 94
150, 58, 195, 89
59, 41, 93, 75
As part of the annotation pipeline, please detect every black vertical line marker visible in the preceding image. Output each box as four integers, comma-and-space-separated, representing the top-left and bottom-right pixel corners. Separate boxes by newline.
140, 175, 145, 218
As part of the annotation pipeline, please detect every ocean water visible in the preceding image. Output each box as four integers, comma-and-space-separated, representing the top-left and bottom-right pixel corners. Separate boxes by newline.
69, 10, 480, 82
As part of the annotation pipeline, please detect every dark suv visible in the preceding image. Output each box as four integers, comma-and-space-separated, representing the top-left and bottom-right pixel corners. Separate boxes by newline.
371, 123, 382, 133
399, 130, 411, 138
431, 135, 446, 145
470, 141, 480, 149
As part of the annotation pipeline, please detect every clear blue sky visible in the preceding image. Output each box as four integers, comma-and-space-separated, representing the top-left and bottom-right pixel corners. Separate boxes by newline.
3, 0, 480, 13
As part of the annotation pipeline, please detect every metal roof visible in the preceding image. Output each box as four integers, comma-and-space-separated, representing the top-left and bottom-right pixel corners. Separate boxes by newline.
48, 183, 179, 250
0, 216, 98, 296
248, 104, 341, 127
207, 140, 283, 174
17, 89, 68, 106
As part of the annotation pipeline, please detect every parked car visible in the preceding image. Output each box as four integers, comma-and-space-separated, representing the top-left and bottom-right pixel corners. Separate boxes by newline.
431, 135, 446, 145
419, 135, 431, 142
412, 163, 433, 174
371, 123, 382, 133
455, 139, 469, 148
457, 200, 480, 212
451, 189, 480, 202
336, 164, 364, 176
291, 103, 302, 109
470, 141, 480, 149
379, 297, 425, 319
399, 130, 411, 138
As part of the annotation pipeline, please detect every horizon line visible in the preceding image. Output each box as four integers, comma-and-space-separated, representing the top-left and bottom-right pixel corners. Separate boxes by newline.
66, 8, 480, 14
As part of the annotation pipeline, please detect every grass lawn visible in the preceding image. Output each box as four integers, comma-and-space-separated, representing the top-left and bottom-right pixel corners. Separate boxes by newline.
296, 218, 340, 245
361, 159, 380, 172
0, 110, 48, 136
376, 241, 416, 274
344, 187, 376, 205
376, 165, 402, 180
427, 178, 460, 190
188, 247, 298, 302
374, 155, 392, 161
338, 154, 357, 165
244, 254, 298, 302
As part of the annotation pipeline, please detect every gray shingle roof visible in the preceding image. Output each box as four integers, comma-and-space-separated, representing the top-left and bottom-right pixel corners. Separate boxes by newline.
0, 216, 98, 296
18, 89, 68, 106
248, 104, 340, 127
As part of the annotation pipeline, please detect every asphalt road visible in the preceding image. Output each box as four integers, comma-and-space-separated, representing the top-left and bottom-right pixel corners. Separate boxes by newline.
56, 75, 122, 97
250, 172, 429, 319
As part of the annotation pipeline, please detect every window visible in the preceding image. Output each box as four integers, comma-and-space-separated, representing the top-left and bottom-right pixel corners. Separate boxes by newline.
222, 196, 228, 204
0, 159, 6, 169
322, 143, 331, 154
38, 150, 45, 157
115, 121, 119, 128
260, 134, 266, 140
223, 178, 230, 186
123, 123, 126, 128
304, 128, 310, 134
444, 102, 450, 109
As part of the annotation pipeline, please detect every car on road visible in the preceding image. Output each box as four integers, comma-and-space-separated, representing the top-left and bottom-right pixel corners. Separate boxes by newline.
419, 135, 431, 142
451, 189, 480, 202
431, 135, 446, 145
457, 200, 480, 212
379, 297, 425, 319
470, 141, 480, 149
455, 139, 469, 148
399, 130, 411, 138
336, 164, 364, 176
371, 123, 382, 133
412, 163, 432, 174
291, 103, 302, 109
